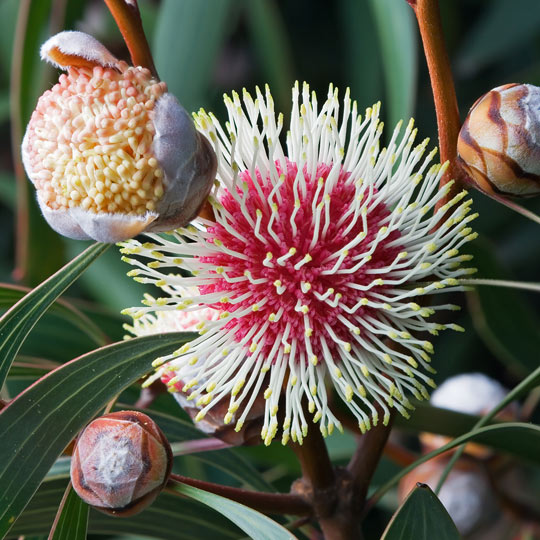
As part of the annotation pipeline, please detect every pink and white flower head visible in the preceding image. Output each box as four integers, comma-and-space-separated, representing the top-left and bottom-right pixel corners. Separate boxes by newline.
22, 31, 216, 243
121, 82, 478, 445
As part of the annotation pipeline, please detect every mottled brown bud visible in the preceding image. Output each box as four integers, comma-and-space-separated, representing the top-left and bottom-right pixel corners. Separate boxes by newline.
70, 411, 172, 516
458, 83, 540, 198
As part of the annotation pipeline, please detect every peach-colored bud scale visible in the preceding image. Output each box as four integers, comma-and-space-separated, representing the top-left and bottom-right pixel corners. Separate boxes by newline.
23, 62, 167, 216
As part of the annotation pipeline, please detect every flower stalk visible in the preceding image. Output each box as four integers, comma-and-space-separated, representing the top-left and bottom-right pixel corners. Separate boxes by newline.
407, 0, 463, 209
104, 0, 157, 77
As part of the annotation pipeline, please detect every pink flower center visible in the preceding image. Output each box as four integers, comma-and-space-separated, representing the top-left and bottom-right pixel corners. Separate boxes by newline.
200, 160, 402, 363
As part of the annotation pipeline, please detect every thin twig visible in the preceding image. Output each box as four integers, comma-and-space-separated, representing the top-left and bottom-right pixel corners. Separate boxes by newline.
490, 193, 540, 226
167, 474, 312, 516
104, 0, 158, 76
170, 437, 231, 456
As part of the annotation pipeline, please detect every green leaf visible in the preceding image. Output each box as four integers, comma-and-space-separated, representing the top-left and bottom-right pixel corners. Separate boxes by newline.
244, 0, 294, 112
368, 0, 417, 128
0, 172, 16, 208
336, 0, 382, 110
0, 332, 192, 538
171, 482, 297, 540
48, 484, 88, 540
381, 483, 460, 540
11, 478, 241, 539
372, 422, 540, 507
466, 238, 540, 375
12, 0, 65, 286
65, 241, 143, 313
8, 357, 56, 380
0, 283, 109, 349
0, 0, 19, 80
0, 242, 109, 387
153, 0, 233, 112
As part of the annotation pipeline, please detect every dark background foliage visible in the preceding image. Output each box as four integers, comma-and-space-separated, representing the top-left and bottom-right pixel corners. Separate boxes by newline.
0, 1, 539, 539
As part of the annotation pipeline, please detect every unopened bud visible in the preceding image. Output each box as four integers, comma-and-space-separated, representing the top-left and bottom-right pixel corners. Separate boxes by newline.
22, 31, 216, 242
421, 372, 517, 457
458, 83, 540, 198
70, 411, 172, 516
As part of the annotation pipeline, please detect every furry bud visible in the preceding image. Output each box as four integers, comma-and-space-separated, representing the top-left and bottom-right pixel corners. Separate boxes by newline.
70, 411, 172, 516
458, 83, 540, 198
22, 31, 216, 242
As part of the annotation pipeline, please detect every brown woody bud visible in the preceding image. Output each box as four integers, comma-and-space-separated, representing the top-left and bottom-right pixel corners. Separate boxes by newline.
458, 83, 540, 198
70, 411, 172, 516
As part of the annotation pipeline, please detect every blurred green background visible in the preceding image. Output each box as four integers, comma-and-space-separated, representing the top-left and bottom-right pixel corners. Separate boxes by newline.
0, 1, 539, 538
1, 0, 539, 383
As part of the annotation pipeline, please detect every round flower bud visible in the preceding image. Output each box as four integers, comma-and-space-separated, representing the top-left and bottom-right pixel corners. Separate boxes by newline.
70, 410, 172, 516
420, 373, 517, 457
22, 31, 216, 242
398, 456, 498, 536
457, 83, 540, 198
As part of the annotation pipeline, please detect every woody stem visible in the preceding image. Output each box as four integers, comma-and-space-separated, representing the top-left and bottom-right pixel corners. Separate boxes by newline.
104, 0, 158, 77
407, 0, 463, 208
167, 474, 312, 516
291, 428, 362, 540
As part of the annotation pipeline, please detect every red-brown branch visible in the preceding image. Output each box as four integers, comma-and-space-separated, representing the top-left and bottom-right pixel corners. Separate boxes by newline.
408, 0, 464, 209
104, 0, 157, 77
168, 474, 312, 516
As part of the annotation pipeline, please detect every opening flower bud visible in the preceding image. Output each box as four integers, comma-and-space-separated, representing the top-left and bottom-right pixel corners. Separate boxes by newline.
22, 31, 216, 242
458, 83, 540, 198
70, 410, 172, 516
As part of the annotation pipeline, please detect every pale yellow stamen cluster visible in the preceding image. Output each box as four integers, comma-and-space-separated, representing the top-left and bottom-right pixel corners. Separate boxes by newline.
24, 62, 167, 215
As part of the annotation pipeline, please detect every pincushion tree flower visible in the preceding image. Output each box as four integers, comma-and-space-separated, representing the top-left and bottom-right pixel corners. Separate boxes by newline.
4, 1, 540, 539
21, 31, 216, 242
121, 82, 478, 445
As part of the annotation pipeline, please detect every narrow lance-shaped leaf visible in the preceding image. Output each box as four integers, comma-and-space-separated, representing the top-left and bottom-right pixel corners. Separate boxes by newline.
0, 283, 109, 348
48, 483, 88, 540
11, 0, 65, 285
0, 331, 194, 538
368, 0, 417, 128
466, 239, 540, 376
11, 478, 242, 540
153, 0, 233, 111
381, 483, 460, 540
0, 242, 109, 387
170, 482, 297, 540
